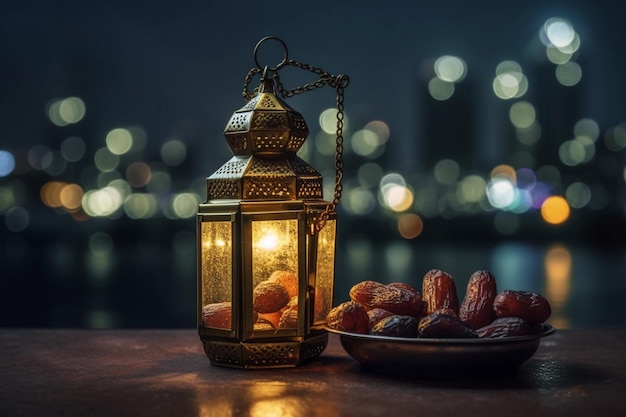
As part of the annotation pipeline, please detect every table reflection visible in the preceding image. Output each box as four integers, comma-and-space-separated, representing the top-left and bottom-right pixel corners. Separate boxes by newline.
195, 380, 338, 417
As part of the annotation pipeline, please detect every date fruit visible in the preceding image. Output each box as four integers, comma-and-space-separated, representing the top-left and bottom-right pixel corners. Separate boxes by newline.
326, 301, 370, 334
421, 269, 460, 315
493, 290, 551, 325
253, 281, 290, 314
367, 307, 395, 327
202, 302, 232, 329
476, 317, 531, 338
370, 315, 419, 338
349, 280, 426, 317
418, 312, 478, 338
268, 270, 298, 298
459, 270, 497, 329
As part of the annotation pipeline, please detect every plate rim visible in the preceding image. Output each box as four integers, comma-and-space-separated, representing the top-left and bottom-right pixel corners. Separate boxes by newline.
324, 322, 556, 345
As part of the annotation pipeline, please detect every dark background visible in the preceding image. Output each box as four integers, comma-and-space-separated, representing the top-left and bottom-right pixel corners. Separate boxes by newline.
1, 0, 625, 329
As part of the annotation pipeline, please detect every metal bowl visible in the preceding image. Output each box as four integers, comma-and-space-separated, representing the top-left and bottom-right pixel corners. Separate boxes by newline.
326, 323, 556, 378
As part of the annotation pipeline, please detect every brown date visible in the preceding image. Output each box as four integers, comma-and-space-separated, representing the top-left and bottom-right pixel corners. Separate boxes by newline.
459, 270, 497, 329
476, 317, 531, 338
253, 281, 290, 314
387, 282, 420, 295
370, 315, 419, 338
349, 280, 426, 317
202, 302, 232, 329
278, 307, 299, 329
421, 269, 460, 315
326, 301, 370, 334
268, 270, 298, 298
367, 307, 395, 327
418, 313, 478, 338
493, 290, 551, 325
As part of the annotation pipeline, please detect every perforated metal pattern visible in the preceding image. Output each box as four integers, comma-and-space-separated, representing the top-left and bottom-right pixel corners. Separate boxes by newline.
225, 113, 250, 132
251, 112, 287, 129
224, 133, 248, 155
202, 341, 242, 367
243, 342, 299, 367
245, 178, 295, 199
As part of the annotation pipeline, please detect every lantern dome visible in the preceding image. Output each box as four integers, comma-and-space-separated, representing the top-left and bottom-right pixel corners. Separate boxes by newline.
206, 77, 323, 202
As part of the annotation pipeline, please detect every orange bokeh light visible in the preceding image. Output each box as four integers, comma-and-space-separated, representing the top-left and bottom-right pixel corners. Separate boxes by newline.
397, 213, 424, 239
541, 196, 570, 224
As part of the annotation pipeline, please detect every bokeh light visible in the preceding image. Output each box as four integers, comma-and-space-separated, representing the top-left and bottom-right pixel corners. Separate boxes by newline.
457, 175, 486, 203
106, 128, 134, 155
0, 150, 16, 177
434, 159, 460, 185
171, 192, 199, 218
47, 97, 86, 126
380, 173, 413, 212
82, 186, 123, 217
428, 77, 455, 101
61, 136, 86, 162
509, 101, 536, 129
318, 108, 348, 134
566, 182, 591, 208
556, 61, 582, 86
397, 213, 424, 239
5, 207, 30, 232
94, 147, 120, 172
541, 196, 570, 224
493, 61, 528, 99
574, 118, 600, 141
345, 185, 376, 215
544, 17, 575, 48
126, 162, 152, 187
161, 139, 187, 166
357, 162, 384, 188
486, 177, 517, 209
124, 193, 159, 219
434, 55, 467, 82
604, 123, 626, 152
351, 129, 384, 158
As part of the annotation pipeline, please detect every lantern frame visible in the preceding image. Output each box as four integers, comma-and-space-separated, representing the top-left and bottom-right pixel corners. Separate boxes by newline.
197, 36, 346, 368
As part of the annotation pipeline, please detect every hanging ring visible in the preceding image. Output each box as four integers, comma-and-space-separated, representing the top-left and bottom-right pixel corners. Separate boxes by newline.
254, 36, 289, 71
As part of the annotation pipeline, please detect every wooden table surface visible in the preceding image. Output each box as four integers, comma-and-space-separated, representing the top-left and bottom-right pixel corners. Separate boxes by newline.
1, 328, 624, 417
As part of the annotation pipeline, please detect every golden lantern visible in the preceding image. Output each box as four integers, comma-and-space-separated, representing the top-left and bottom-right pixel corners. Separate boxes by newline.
197, 36, 349, 368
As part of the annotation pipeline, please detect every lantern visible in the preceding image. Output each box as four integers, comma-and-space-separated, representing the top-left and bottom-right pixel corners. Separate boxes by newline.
197, 37, 349, 368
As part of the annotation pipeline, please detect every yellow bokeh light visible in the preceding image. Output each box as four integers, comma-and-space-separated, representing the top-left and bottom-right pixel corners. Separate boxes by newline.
47, 97, 86, 126
383, 185, 414, 212
434, 55, 467, 83
541, 196, 570, 224
106, 128, 134, 155
319, 108, 348, 134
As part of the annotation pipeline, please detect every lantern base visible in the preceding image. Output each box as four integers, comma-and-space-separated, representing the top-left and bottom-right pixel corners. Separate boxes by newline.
200, 330, 328, 369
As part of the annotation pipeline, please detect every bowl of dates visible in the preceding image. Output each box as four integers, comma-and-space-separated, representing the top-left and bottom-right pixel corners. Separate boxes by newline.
325, 270, 556, 377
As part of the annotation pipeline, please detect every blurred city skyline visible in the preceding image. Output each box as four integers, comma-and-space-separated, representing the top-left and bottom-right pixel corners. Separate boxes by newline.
1, 1, 626, 328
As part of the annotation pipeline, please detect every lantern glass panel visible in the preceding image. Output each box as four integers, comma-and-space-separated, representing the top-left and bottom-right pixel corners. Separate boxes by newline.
200, 220, 233, 330
251, 219, 299, 329
314, 219, 336, 324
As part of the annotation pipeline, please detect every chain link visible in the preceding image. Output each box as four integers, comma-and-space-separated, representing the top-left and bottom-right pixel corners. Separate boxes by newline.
242, 58, 349, 233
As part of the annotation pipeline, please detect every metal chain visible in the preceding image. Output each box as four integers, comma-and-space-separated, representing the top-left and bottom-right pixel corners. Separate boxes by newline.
242, 59, 349, 233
